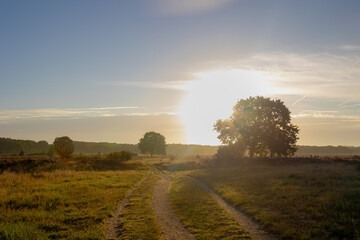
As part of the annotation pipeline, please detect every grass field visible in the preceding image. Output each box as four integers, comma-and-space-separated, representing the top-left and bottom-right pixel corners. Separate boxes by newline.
0, 161, 147, 239
2, 154, 360, 240
190, 159, 360, 240
169, 175, 251, 240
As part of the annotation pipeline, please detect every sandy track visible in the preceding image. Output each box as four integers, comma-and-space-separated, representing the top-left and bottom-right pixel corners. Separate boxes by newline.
152, 172, 195, 240
191, 177, 278, 240
104, 175, 147, 240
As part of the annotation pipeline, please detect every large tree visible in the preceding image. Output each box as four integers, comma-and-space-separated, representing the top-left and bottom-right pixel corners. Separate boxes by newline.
214, 96, 299, 157
53, 136, 74, 159
138, 131, 166, 156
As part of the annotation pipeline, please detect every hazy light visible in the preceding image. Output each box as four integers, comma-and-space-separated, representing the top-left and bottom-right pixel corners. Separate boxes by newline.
179, 69, 280, 145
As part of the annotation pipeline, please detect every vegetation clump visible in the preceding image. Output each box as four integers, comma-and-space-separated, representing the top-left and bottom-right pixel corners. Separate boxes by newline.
106, 151, 132, 162
215, 139, 247, 161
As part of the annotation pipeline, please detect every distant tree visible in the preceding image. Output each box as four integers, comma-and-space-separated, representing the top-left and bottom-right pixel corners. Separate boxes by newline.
214, 96, 299, 157
53, 136, 75, 159
138, 131, 166, 156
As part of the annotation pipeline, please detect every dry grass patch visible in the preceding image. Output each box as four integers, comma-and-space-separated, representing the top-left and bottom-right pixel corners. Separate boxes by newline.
0, 170, 146, 239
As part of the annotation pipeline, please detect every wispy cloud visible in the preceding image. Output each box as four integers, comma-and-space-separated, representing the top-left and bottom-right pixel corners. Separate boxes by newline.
0, 106, 139, 122
97, 51, 360, 103
232, 52, 360, 100
123, 112, 177, 117
340, 45, 360, 51
96, 81, 188, 90
292, 110, 360, 122
152, 0, 236, 16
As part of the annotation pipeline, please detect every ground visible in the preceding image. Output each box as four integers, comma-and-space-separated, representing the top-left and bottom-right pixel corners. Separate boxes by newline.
0, 155, 359, 239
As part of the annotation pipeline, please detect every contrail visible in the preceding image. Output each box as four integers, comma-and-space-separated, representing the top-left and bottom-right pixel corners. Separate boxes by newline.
292, 94, 309, 105
337, 99, 353, 107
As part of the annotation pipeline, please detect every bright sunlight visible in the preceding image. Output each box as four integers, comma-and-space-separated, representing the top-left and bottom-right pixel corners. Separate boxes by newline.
179, 69, 280, 145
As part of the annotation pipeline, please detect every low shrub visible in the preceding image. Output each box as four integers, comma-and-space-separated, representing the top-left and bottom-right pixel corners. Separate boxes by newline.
215, 141, 246, 161
106, 151, 132, 162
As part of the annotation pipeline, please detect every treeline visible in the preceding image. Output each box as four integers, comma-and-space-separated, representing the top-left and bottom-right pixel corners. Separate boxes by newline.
74, 143, 360, 156
0, 138, 49, 155
1, 137, 360, 156
296, 145, 360, 156
74, 142, 218, 156
0, 138, 219, 156
74, 141, 139, 155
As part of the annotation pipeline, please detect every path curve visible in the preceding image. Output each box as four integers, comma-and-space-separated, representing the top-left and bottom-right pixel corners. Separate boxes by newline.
152, 170, 195, 240
105, 175, 148, 239
191, 177, 278, 240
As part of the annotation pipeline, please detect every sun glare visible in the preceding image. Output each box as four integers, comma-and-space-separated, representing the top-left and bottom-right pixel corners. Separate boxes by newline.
179, 69, 279, 145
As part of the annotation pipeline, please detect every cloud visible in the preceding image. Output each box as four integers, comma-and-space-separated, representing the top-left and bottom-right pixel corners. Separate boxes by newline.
123, 112, 177, 117
0, 106, 139, 123
152, 0, 236, 16
340, 45, 360, 51
95, 81, 189, 91
97, 51, 360, 102
292, 110, 360, 122
231, 52, 360, 100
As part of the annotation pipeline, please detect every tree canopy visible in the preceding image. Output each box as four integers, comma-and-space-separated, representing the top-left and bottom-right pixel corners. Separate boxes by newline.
214, 96, 299, 157
53, 136, 74, 159
138, 131, 166, 156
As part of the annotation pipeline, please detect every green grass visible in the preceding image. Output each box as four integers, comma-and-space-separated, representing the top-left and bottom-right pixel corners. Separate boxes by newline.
192, 161, 360, 240
169, 175, 251, 240
117, 173, 161, 240
0, 169, 147, 240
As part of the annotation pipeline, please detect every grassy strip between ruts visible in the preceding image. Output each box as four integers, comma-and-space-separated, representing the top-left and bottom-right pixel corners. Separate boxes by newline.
0, 169, 146, 240
117, 173, 161, 240
192, 162, 360, 240
169, 175, 252, 240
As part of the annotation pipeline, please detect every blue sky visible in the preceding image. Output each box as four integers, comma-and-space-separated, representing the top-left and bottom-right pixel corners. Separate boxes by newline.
1, 0, 360, 145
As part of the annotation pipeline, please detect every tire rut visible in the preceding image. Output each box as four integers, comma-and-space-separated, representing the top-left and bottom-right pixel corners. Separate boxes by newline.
190, 177, 278, 240
152, 168, 195, 240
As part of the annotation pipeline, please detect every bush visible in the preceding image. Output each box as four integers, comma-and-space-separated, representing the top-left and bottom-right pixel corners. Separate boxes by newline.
106, 151, 132, 162
53, 136, 74, 159
215, 140, 246, 161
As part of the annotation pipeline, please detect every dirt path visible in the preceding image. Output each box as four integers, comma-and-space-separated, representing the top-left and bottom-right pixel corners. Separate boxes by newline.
104, 175, 147, 240
191, 177, 278, 240
152, 170, 195, 240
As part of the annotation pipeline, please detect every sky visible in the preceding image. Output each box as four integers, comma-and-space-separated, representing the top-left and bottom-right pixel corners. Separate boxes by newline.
1, 0, 360, 146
